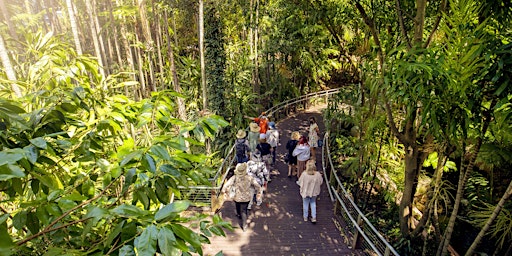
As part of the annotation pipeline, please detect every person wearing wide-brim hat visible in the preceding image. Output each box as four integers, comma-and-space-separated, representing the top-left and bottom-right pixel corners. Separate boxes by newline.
222, 163, 261, 231
247, 122, 260, 153
235, 129, 250, 163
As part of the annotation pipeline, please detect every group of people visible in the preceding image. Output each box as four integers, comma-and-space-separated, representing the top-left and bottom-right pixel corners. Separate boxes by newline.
222, 113, 323, 231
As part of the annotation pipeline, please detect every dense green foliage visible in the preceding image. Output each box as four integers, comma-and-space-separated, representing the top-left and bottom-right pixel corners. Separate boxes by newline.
1, 0, 511, 255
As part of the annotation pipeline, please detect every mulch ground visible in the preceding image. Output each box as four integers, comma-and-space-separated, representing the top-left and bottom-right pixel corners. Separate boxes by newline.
201, 105, 361, 256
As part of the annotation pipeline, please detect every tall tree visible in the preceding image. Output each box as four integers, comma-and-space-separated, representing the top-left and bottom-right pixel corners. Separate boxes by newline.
199, 0, 207, 110
0, 33, 22, 97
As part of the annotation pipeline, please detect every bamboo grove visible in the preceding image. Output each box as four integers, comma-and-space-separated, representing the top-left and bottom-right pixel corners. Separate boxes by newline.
0, 0, 511, 255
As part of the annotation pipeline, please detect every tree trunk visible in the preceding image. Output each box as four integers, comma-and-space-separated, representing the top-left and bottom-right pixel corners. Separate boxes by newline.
0, 33, 22, 98
253, 0, 260, 101
464, 179, 512, 256
437, 102, 495, 256
399, 140, 421, 237
0, 1, 19, 42
85, 0, 105, 78
66, 0, 82, 55
164, 10, 186, 121
91, 0, 109, 76
135, 31, 146, 99
199, 0, 207, 110
413, 0, 427, 45
106, 0, 123, 66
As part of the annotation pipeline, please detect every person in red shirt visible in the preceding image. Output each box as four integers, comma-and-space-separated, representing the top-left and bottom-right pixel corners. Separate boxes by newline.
245, 112, 269, 134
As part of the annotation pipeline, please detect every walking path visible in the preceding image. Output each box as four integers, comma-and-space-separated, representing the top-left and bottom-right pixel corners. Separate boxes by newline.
202, 105, 359, 256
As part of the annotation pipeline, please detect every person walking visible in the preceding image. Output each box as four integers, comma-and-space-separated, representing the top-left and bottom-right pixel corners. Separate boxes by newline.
297, 161, 323, 223
222, 163, 261, 231
308, 117, 320, 160
265, 121, 279, 167
244, 112, 269, 134
235, 129, 250, 163
285, 131, 300, 178
292, 136, 311, 178
256, 134, 273, 181
247, 122, 260, 153
246, 152, 268, 210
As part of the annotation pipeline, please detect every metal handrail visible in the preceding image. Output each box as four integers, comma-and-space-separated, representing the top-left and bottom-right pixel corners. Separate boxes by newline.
323, 131, 400, 256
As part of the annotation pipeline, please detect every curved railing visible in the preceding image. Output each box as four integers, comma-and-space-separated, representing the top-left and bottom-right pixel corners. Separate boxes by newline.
181, 88, 399, 255
322, 132, 400, 256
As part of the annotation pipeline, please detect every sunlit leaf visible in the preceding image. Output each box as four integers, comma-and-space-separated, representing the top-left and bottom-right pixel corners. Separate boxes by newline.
155, 201, 190, 222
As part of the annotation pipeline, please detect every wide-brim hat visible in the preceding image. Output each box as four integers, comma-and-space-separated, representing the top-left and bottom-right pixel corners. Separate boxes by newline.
291, 131, 300, 140
249, 122, 260, 133
235, 163, 247, 176
236, 129, 246, 139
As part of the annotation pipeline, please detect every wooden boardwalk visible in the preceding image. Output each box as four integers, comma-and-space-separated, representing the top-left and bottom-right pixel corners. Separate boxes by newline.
202, 107, 360, 256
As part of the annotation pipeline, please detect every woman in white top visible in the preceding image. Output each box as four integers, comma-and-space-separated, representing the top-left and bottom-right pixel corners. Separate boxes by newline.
308, 117, 320, 160
297, 161, 323, 223
292, 136, 311, 178
265, 121, 279, 166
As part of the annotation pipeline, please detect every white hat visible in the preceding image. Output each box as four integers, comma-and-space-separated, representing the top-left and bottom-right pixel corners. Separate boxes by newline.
259, 133, 266, 140
235, 163, 247, 176
236, 129, 247, 139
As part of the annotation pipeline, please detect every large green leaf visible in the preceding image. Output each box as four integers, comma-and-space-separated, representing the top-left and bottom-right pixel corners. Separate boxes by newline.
158, 226, 179, 256
30, 137, 47, 149
0, 217, 13, 255
0, 151, 24, 166
150, 145, 171, 161
154, 201, 190, 222
134, 224, 157, 256
141, 153, 156, 173
111, 204, 148, 218
119, 150, 143, 167
0, 165, 25, 181
171, 223, 202, 250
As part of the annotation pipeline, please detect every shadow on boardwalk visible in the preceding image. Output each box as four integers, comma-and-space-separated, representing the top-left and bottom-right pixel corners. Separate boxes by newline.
202, 105, 360, 256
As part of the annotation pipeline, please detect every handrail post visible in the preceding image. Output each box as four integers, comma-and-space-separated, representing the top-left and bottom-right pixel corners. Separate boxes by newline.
352, 215, 363, 249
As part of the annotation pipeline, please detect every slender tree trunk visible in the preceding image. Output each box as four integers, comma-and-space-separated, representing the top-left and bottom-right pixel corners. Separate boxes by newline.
152, 0, 164, 88
164, 10, 185, 121
413, 0, 427, 45
119, 22, 135, 97
0, 1, 19, 42
66, 0, 82, 55
137, 0, 155, 92
85, 0, 105, 78
135, 31, 146, 99
106, 0, 123, 66
253, 0, 260, 100
464, 178, 512, 255
199, 0, 207, 110
91, 0, 109, 76
0, 34, 22, 97
437, 103, 495, 256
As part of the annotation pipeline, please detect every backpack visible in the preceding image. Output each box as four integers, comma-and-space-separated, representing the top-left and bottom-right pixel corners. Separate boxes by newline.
287, 140, 298, 154
236, 139, 248, 158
